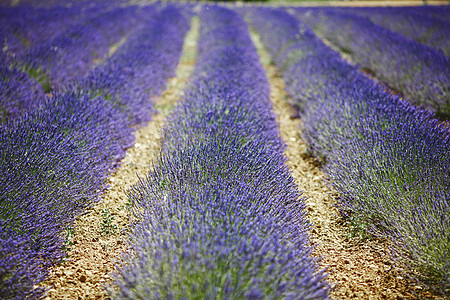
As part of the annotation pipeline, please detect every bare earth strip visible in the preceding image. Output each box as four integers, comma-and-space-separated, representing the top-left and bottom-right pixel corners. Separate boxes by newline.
43, 17, 199, 300
93, 36, 128, 66
249, 28, 436, 300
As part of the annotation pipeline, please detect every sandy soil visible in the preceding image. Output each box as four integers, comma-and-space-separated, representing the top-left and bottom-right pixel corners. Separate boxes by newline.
42, 17, 199, 300
249, 28, 439, 300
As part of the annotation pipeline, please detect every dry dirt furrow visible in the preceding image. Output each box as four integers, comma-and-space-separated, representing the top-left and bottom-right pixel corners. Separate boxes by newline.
92, 36, 128, 66
42, 17, 199, 300
249, 28, 434, 300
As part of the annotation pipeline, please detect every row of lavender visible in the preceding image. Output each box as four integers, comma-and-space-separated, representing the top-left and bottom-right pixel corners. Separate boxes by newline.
402, 5, 450, 22
111, 6, 329, 299
341, 7, 450, 56
293, 7, 450, 119
1, 4, 140, 123
0, 3, 97, 122
0, 5, 190, 299
0, 4, 106, 60
249, 8, 449, 293
19, 5, 147, 90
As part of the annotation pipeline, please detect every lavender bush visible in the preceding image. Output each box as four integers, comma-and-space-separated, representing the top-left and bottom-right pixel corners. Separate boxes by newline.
111, 6, 329, 299
344, 7, 450, 56
402, 5, 450, 23
0, 4, 100, 60
76, 5, 190, 126
0, 63, 44, 123
1, 4, 140, 124
249, 7, 450, 294
0, 4, 100, 122
293, 8, 450, 119
17, 6, 141, 91
1, 5, 190, 299
0, 92, 131, 299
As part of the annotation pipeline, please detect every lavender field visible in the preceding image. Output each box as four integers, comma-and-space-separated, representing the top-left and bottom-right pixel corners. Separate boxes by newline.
1, 2, 449, 299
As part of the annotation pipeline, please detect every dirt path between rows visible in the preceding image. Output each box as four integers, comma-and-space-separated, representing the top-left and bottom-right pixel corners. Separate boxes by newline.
42, 16, 199, 300
249, 28, 438, 300
92, 36, 128, 66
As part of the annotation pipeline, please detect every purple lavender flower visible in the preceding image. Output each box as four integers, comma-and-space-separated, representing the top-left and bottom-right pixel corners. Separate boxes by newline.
249, 7, 449, 293
0, 63, 44, 123
293, 8, 450, 119
1, 4, 191, 299
344, 7, 450, 56
111, 6, 329, 299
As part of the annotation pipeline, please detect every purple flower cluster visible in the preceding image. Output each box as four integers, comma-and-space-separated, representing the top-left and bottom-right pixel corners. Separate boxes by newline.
344, 7, 450, 56
402, 5, 450, 23
111, 6, 329, 299
76, 5, 190, 126
1, 4, 139, 123
293, 8, 450, 119
0, 92, 132, 299
249, 8, 449, 294
1, 5, 190, 299
0, 4, 106, 123
0, 64, 44, 123
17, 5, 142, 90
0, 4, 101, 60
